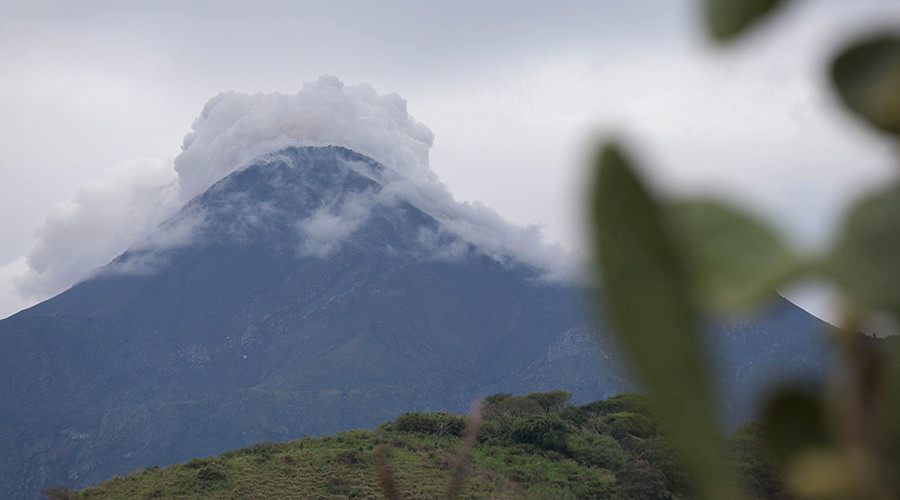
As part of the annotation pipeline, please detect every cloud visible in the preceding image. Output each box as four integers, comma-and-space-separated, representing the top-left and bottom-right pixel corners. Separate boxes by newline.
0, 257, 30, 319
97, 206, 208, 278
384, 178, 578, 281
415, 227, 472, 262
173, 75, 435, 204
14, 76, 571, 302
296, 187, 380, 257
14, 158, 179, 299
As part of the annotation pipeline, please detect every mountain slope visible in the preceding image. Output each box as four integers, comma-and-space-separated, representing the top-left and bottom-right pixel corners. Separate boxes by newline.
0, 146, 830, 498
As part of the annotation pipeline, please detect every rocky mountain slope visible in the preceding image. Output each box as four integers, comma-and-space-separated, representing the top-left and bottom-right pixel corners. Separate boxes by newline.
0, 146, 830, 498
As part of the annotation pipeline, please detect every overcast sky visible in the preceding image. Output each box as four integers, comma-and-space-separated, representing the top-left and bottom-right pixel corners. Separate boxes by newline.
1, 1, 899, 321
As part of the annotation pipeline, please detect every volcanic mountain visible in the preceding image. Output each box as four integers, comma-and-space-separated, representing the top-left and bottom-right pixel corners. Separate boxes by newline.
0, 145, 830, 498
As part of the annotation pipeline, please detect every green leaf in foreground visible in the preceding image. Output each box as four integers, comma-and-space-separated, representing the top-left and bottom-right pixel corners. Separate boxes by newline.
704, 0, 786, 41
761, 387, 830, 469
761, 388, 855, 497
882, 341, 900, 473
667, 199, 802, 309
589, 143, 743, 499
830, 183, 900, 317
831, 34, 900, 135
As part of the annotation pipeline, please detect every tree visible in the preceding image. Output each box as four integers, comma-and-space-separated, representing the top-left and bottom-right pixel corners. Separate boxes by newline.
525, 389, 572, 414
614, 460, 672, 500
40, 484, 75, 500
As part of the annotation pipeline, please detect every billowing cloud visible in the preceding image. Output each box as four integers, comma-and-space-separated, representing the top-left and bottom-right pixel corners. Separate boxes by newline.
296, 188, 381, 257
0, 257, 30, 318
174, 75, 435, 204
383, 178, 577, 280
15, 76, 572, 301
15, 158, 179, 299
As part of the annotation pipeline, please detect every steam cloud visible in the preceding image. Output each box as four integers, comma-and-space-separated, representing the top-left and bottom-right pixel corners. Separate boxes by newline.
15, 158, 179, 298
15, 76, 572, 301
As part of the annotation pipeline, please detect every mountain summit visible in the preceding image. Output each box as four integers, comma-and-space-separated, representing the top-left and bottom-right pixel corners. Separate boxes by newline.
0, 145, 829, 498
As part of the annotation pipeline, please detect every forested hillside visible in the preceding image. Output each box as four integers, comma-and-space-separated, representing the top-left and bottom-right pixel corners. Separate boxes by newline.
56, 391, 783, 500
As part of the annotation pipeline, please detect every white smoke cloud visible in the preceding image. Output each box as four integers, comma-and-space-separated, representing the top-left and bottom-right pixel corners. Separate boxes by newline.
296, 189, 380, 257
15, 158, 179, 299
415, 227, 472, 262
15, 76, 572, 301
174, 75, 436, 204
382, 178, 577, 280
0, 256, 30, 318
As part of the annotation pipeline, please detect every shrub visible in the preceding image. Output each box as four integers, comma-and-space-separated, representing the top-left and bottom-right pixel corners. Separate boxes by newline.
507, 414, 572, 452
336, 449, 364, 466
326, 476, 359, 496
572, 474, 617, 500
560, 405, 589, 425
482, 395, 543, 419
525, 389, 573, 414
196, 464, 226, 484
604, 412, 656, 440
476, 419, 505, 444
184, 456, 217, 469
614, 459, 671, 500
248, 440, 278, 461
580, 415, 611, 437
483, 393, 513, 406
727, 422, 783, 500
40, 485, 76, 500
568, 432, 628, 470
251, 440, 278, 454
393, 411, 466, 437
633, 437, 693, 498
582, 393, 654, 419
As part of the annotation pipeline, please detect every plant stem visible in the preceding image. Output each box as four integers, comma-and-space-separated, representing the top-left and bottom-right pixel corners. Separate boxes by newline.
835, 301, 891, 500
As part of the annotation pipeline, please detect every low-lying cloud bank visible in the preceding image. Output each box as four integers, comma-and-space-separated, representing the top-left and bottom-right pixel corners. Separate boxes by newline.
15, 76, 573, 302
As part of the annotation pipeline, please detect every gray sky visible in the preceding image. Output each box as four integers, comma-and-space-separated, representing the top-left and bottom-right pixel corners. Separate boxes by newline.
1, 0, 899, 321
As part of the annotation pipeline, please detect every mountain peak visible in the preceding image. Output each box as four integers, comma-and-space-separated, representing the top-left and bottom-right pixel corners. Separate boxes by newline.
1, 148, 830, 500
96, 146, 482, 283
13, 78, 440, 302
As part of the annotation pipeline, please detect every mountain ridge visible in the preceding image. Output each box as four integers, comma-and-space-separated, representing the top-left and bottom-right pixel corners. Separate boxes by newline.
0, 145, 830, 498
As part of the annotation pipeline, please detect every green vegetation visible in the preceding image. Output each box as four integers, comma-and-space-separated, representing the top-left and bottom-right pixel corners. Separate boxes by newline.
589, 1, 900, 498
56, 391, 781, 499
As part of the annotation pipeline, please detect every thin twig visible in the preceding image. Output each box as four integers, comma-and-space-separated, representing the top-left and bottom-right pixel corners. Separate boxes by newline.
835, 301, 892, 500
444, 399, 483, 500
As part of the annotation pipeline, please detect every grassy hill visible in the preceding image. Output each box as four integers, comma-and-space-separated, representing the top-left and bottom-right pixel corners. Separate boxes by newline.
50, 391, 782, 499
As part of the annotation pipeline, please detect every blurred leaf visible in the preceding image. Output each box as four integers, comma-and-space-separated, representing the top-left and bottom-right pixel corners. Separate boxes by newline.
786, 448, 855, 499
831, 34, 900, 135
589, 142, 744, 499
761, 387, 830, 469
668, 199, 802, 309
704, 0, 786, 41
830, 184, 900, 316
881, 340, 900, 472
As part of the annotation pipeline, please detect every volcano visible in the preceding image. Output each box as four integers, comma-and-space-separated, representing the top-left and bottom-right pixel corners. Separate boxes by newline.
0, 145, 830, 498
